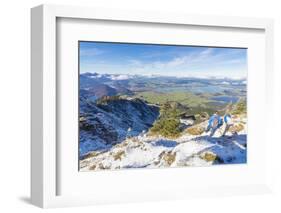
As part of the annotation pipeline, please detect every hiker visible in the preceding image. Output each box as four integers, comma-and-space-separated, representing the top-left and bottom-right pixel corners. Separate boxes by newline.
205, 111, 223, 137
222, 113, 234, 136
126, 127, 132, 138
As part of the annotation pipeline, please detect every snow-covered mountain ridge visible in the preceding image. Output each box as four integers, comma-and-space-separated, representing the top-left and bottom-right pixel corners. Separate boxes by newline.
79, 96, 159, 156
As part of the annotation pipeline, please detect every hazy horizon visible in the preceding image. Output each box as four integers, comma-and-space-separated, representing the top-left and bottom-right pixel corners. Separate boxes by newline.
81, 71, 247, 80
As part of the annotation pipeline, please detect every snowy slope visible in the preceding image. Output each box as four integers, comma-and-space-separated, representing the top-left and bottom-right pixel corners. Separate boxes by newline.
80, 114, 247, 171
79, 97, 159, 156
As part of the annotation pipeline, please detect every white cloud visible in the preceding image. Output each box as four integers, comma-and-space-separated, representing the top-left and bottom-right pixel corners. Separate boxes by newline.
124, 48, 246, 78
110, 74, 131, 80
80, 47, 105, 57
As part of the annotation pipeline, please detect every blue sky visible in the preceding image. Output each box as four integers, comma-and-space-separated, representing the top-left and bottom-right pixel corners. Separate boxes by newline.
79, 41, 247, 79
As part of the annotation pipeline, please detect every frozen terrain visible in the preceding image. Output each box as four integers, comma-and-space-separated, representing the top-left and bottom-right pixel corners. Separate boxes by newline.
80, 114, 247, 171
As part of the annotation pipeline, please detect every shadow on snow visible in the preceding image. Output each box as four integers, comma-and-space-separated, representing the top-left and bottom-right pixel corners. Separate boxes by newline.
194, 134, 247, 164
153, 139, 178, 148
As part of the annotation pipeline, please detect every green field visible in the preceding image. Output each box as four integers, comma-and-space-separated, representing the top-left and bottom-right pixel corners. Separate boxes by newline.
132, 91, 225, 115
133, 91, 210, 107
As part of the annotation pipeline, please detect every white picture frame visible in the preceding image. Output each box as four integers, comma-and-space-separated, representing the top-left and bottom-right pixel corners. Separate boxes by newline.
31, 4, 274, 208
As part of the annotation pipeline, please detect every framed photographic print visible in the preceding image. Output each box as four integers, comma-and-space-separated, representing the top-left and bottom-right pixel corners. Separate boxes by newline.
78, 42, 248, 171
31, 4, 274, 208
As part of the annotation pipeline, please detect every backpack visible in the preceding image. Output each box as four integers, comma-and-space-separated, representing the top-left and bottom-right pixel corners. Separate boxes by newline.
224, 114, 231, 124
212, 116, 219, 128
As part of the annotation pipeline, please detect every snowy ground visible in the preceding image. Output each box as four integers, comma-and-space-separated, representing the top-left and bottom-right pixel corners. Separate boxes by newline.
80, 115, 247, 171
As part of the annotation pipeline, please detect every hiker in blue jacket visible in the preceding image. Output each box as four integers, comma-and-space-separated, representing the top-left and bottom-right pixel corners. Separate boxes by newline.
205, 111, 223, 137
222, 113, 234, 136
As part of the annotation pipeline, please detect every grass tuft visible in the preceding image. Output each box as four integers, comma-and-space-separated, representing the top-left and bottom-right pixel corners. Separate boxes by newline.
113, 150, 125, 161
229, 123, 244, 133
186, 125, 205, 135
162, 151, 176, 166
201, 152, 217, 162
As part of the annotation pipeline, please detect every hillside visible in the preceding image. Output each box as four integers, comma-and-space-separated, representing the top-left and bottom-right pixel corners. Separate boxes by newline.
79, 96, 159, 156
80, 109, 247, 171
